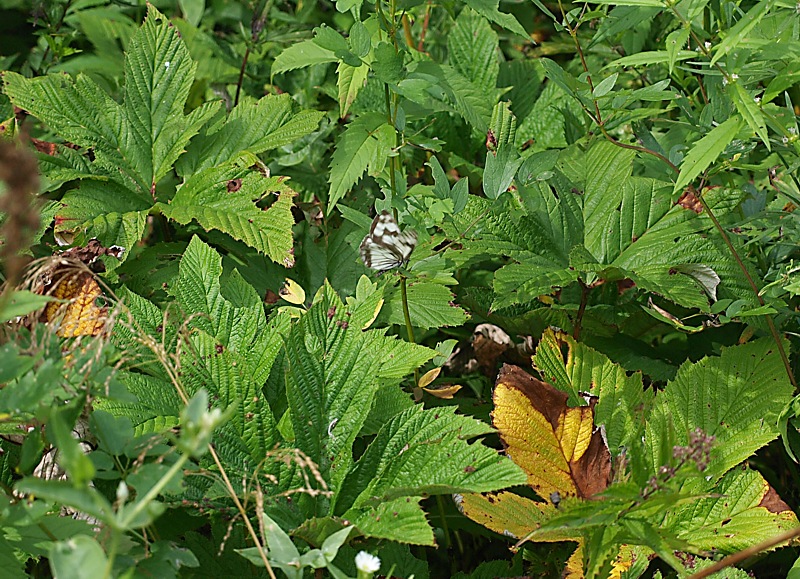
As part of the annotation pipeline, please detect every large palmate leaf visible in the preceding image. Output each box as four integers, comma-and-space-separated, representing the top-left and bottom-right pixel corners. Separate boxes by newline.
4, 5, 217, 200
175, 94, 325, 176
158, 162, 296, 266
4, 6, 320, 261
645, 338, 794, 481
447, 140, 753, 312
284, 280, 435, 494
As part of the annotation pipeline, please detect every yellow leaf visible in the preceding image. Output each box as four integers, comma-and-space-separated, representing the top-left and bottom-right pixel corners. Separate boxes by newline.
418, 367, 441, 389
279, 278, 306, 305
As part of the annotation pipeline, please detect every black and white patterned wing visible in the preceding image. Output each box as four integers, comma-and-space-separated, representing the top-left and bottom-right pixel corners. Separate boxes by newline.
360, 211, 418, 271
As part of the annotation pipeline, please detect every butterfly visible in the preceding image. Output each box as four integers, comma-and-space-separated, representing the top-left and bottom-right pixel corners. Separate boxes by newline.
360, 211, 418, 271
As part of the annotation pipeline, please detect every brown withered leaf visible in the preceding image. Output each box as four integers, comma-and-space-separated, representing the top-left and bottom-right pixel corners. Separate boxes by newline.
676, 189, 703, 213
492, 364, 611, 499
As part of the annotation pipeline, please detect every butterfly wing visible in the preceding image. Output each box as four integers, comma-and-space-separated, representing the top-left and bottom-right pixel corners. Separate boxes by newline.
360, 211, 418, 271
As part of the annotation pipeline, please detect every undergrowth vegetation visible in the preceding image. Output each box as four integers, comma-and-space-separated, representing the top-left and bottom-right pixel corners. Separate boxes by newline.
2, 0, 800, 577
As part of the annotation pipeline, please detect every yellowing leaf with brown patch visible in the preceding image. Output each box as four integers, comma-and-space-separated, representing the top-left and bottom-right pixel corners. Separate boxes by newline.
492, 364, 610, 500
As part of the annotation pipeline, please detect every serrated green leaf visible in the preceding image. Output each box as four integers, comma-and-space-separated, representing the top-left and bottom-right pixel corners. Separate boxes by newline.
340, 405, 526, 519
349, 496, 435, 545
272, 39, 338, 77
285, 283, 436, 494
442, 65, 494, 134
161, 164, 295, 266
463, 0, 528, 38
492, 259, 579, 310
603, 50, 696, 69
711, 0, 775, 65
665, 469, 799, 554
672, 116, 742, 194
449, 9, 499, 93
382, 281, 469, 329
177, 94, 324, 175
646, 338, 793, 481
372, 42, 404, 84
327, 114, 393, 211
337, 61, 369, 119
730, 82, 770, 150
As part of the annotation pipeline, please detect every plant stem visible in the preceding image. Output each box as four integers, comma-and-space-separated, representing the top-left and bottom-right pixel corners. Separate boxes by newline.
235, 0, 273, 107
694, 189, 797, 390
435, 495, 452, 550
687, 526, 800, 579
119, 453, 190, 528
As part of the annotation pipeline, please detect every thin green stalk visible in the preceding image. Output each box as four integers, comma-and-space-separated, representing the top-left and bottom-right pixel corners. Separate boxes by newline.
435, 495, 452, 551
102, 530, 121, 579
118, 453, 190, 527
399, 277, 420, 385
694, 190, 797, 390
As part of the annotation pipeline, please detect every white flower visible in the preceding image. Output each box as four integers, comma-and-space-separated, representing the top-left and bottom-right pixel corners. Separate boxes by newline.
754, 96, 761, 104
704, 41, 712, 50
790, 126, 798, 135
355, 551, 381, 573
116, 481, 129, 503
783, 136, 790, 144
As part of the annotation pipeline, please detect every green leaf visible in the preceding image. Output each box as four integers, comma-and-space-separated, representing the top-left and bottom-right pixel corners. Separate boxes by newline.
328, 114, 394, 211
592, 72, 618, 97
583, 141, 636, 259
492, 259, 579, 310
0, 291, 57, 323
350, 496, 434, 545
463, 0, 528, 38
483, 145, 523, 199
272, 39, 338, 77
645, 338, 794, 481
123, 5, 203, 189
441, 65, 494, 134
665, 28, 690, 74
448, 9, 499, 93
337, 61, 369, 119
161, 164, 296, 266
177, 94, 324, 175
285, 283, 436, 494
729, 82, 770, 150
49, 536, 109, 579
672, 116, 743, 194
372, 42, 404, 84
586, 0, 664, 5
604, 50, 696, 69
711, 0, 775, 65
15, 479, 114, 524
533, 330, 647, 454
381, 281, 469, 329
96, 372, 181, 436
665, 468, 799, 554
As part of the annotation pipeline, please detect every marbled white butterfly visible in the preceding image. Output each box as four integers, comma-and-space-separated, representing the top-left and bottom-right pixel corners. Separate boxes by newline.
360, 211, 418, 271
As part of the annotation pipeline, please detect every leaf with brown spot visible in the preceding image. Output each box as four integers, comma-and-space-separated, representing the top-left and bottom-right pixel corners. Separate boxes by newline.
493, 364, 611, 500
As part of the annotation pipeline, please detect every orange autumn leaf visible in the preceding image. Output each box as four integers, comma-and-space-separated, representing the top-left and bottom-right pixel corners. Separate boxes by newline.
43, 270, 107, 337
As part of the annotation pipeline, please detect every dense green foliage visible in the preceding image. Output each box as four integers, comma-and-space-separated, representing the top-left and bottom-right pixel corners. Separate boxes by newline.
2, 0, 800, 577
